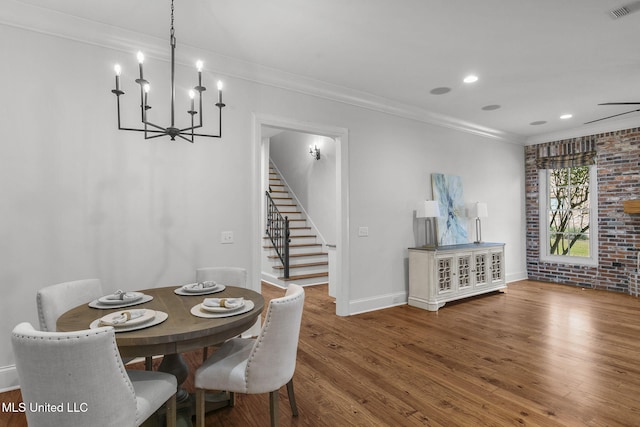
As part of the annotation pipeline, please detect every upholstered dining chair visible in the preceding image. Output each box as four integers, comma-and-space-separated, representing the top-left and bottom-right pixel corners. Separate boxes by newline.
36, 278, 138, 365
36, 278, 103, 332
195, 266, 248, 289
194, 283, 305, 427
11, 322, 177, 427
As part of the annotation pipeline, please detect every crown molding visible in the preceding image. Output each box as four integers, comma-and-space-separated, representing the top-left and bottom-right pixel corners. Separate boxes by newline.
2, 0, 524, 144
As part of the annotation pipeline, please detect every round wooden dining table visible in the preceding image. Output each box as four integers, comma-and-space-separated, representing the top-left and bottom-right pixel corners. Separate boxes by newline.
57, 285, 264, 356
57, 285, 265, 403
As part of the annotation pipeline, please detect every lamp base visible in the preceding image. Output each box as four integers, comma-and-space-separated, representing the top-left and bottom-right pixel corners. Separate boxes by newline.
475, 217, 482, 244
424, 218, 439, 247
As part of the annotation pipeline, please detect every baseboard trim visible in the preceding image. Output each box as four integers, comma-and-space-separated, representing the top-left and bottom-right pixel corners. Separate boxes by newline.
506, 271, 528, 283
348, 292, 407, 316
0, 365, 19, 393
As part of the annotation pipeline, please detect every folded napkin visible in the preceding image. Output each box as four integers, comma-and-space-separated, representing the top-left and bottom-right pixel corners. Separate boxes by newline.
99, 309, 146, 326
203, 297, 244, 309
104, 289, 137, 301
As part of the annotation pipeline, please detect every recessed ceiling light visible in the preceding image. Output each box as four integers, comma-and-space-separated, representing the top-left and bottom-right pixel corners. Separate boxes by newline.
530, 121, 547, 126
430, 87, 452, 95
481, 104, 501, 111
560, 114, 573, 120
463, 75, 478, 84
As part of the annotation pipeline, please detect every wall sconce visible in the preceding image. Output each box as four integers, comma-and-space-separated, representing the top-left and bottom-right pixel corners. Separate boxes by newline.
309, 145, 321, 160
417, 200, 441, 247
469, 202, 488, 244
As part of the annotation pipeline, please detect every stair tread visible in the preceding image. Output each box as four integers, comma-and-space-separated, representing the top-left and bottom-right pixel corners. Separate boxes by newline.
273, 261, 329, 270
268, 252, 328, 259
263, 243, 321, 249
263, 235, 316, 239
280, 272, 329, 281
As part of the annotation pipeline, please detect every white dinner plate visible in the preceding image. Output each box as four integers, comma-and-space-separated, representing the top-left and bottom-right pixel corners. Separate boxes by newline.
200, 299, 245, 313
88, 294, 153, 309
98, 291, 144, 305
98, 309, 156, 327
174, 284, 226, 296
182, 283, 223, 293
191, 300, 255, 319
90, 311, 168, 333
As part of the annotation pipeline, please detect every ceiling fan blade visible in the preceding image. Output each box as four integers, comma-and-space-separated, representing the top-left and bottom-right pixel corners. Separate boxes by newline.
584, 108, 640, 125
598, 102, 640, 105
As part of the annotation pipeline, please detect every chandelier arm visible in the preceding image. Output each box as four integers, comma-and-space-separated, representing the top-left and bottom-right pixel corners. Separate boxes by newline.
115, 96, 124, 130
179, 123, 203, 133
198, 92, 204, 128
190, 110, 194, 140
117, 127, 167, 134
177, 131, 222, 138
139, 85, 145, 123
174, 133, 194, 143
145, 133, 172, 140
138, 81, 150, 123
142, 119, 167, 133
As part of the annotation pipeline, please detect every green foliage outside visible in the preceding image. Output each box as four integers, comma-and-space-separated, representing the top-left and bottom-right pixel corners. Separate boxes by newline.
549, 236, 589, 257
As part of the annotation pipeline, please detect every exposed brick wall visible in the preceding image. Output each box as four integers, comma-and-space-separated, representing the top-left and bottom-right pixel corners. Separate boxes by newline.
525, 127, 640, 292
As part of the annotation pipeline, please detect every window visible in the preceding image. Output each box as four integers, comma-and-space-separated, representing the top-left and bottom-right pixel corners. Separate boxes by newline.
539, 165, 598, 266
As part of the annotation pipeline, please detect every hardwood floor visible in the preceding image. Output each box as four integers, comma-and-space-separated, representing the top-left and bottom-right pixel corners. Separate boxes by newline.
2, 280, 640, 426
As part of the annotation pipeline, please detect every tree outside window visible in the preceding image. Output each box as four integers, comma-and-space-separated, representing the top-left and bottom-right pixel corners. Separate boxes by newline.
547, 166, 590, 257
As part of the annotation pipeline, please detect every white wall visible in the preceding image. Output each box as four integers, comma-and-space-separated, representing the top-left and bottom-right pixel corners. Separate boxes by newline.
0, 19, 527, 389
269, 131, 337, 244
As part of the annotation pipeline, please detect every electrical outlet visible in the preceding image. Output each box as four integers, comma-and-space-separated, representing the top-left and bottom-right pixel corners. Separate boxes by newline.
221, 231, 234, 244
358, 227, 369, 237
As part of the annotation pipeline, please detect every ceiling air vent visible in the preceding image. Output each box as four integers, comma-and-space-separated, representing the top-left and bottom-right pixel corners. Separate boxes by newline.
609, 1, 640, 18
610, 6, 630, 18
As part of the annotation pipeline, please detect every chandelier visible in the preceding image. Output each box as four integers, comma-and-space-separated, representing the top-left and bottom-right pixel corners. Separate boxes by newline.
111, 0, 225, 142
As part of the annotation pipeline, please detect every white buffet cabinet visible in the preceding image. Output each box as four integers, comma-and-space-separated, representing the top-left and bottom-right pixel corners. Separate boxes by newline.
408, 242, 506, 311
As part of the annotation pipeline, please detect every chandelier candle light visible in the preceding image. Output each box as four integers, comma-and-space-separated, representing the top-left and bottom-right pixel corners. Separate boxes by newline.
111, 0, 225, 142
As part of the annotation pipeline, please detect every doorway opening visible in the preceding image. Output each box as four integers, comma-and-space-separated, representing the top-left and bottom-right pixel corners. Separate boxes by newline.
251, 114, 350, 316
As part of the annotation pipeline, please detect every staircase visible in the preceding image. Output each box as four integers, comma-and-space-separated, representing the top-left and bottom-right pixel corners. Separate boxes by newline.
263, 164, 329, 285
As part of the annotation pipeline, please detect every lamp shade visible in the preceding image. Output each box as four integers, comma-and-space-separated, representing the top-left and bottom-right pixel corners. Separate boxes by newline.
417, 200, 441, 218
472, 202, 488, 218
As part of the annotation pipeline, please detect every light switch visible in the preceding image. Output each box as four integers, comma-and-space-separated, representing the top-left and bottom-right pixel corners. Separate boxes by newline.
221, 231, 234, 244
358, 227, 369, 237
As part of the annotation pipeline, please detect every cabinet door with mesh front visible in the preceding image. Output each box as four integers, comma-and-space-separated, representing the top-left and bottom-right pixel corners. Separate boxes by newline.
456, 253, 473, 291
490, 249, 504, 284
436, 255, 455, 295
474, 251, 489, 288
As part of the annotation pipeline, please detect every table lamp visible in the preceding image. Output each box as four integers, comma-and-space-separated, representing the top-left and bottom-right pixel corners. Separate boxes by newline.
417, 200, 441, 247
470, 202, 488, 244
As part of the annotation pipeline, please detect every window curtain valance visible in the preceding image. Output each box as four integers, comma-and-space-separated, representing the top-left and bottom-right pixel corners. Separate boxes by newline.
535, 138, 597, 169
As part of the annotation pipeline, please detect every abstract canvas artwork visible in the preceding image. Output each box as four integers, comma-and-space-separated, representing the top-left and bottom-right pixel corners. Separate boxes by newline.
431, 173, 468, 245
